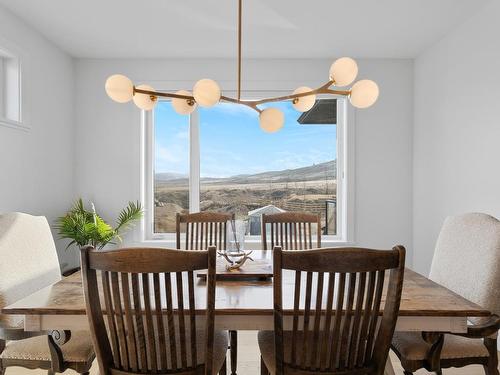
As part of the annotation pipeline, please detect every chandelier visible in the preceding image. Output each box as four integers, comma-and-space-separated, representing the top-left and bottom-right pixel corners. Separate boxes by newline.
104, 0, 379, 133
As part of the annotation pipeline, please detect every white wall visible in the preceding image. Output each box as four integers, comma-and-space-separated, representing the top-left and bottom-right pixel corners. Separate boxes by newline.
0, 5, 77, 271
1, 0, 496, 277
74, 58, 414, 263
413, 0, 500, 274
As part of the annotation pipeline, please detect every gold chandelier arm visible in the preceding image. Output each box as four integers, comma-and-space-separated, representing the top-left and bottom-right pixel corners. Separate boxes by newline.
221, 95, 262, 113
321, 88, 351, 96
319, 80, 336, 90
134, 88, 192, 100
134, 80, 351, 115
247, 81, 350, 105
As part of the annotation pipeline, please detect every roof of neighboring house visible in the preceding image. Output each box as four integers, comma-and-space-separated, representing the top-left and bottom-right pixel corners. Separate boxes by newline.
297, 98, 337, 124
248, 204, 286, 217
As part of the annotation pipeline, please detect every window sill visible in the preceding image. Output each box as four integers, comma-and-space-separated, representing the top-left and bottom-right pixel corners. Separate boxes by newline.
0, 117, 29, 131
133, 238, 355, 249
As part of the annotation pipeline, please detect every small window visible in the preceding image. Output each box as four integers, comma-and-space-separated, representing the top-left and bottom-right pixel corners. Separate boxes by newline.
0, 47, 22, 126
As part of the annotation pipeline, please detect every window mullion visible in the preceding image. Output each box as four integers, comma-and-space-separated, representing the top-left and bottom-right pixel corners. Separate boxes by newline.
189, 109, 200, 213
0, 58, 4, 117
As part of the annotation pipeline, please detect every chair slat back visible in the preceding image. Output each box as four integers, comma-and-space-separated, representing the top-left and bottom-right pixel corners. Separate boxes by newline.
81, 246, 217, 375
261, 212, 321, 250
176, 212, 233, 250
273, 246, 405, 375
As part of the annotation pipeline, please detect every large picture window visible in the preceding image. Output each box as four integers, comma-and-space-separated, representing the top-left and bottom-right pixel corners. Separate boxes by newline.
144, 94, 351, 242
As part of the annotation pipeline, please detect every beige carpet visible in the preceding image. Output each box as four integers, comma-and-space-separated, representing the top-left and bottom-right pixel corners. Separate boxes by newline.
5, 331, 496, 374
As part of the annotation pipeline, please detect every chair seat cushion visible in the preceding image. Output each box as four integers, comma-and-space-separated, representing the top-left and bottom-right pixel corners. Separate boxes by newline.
392, 332, 489, 361
0, 331, 94, 363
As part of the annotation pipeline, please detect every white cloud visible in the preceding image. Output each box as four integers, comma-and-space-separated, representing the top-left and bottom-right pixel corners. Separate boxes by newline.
209, 103, 257, 117
270, 150, 332, 170
202, 148, 243, 162
155, 144, 189, 173
156, 146, 181, 163
176, 130, 189, 140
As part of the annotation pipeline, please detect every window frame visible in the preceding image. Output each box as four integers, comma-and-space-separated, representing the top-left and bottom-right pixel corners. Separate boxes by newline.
141, 90, 355, 246
0, 38, 30, 131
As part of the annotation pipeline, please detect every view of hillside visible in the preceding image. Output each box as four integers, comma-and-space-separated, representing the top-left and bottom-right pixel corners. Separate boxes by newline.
154, 160, 337, 234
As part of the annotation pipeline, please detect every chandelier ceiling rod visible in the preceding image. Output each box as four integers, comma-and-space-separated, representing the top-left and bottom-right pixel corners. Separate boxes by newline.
237, 0, 242, 101
131, 0, 352, 115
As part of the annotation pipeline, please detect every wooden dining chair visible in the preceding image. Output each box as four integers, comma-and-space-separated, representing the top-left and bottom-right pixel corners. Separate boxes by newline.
391, 213, 500, 375
259, 245, 406, 375
80, 245, 228, 375
176, 212, 238, 375
261, 212, 321, 250
176, 212, 233, 251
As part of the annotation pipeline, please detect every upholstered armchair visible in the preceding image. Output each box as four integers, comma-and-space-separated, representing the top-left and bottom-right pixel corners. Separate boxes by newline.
391, 213, 500, 375
0, 212, 95, 375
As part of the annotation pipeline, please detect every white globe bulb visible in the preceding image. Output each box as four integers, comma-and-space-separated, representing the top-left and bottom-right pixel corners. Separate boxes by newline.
105, 74, 134, 103
292, 87, 316, 112
329, 57, 358, 87
172, 90, 197, 115
133, 84, 157, 111
259, 108, 284, 133
349, 80, 379, 109
193, 79, 221, 107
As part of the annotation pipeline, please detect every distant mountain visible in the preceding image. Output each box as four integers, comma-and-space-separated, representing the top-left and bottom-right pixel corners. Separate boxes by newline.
210, 160, 336, 184
156, 160, 336, 185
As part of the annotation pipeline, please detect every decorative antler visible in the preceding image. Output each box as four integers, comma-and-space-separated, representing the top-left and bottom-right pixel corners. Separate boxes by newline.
217, 250, 254, 271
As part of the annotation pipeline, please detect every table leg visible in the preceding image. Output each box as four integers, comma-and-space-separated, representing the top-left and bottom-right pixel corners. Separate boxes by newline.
230, 330, 237, 375
384, 356, 396, 375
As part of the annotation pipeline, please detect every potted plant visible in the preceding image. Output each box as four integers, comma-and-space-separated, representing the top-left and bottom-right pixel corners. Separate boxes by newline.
55, 198, 143, 250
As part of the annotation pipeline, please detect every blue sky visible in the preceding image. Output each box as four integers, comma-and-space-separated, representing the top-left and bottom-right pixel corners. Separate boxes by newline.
154, 101, 336, 178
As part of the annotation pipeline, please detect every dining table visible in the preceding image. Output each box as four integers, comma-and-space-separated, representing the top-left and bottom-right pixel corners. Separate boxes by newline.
2, 250, 491, 375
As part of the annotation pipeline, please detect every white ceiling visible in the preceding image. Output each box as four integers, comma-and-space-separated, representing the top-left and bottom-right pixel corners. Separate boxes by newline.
0, 0, 487, 59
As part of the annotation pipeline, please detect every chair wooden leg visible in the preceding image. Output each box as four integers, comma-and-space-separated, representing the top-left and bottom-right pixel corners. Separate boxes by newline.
261, 356, 269, 375
220, 357, 227, 375
0, 339, 5, 375
483, 337, 499, 375
48, 370, 55, 375
230, 330, 237, 375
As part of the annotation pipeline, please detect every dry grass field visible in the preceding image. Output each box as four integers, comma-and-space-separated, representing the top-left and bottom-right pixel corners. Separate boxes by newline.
154, 178, 337, 233
153, 160, 338, 233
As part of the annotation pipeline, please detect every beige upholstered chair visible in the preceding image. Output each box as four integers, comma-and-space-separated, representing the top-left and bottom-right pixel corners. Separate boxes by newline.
0, 212, 95, 375
391, 213, 500, 375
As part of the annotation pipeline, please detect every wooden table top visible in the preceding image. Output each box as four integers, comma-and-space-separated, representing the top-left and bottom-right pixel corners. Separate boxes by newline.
2, 250, 490, 318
